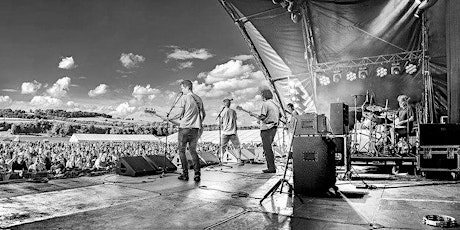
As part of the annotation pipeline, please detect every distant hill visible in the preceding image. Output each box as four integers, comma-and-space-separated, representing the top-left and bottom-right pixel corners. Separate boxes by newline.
0, 109, 112, 119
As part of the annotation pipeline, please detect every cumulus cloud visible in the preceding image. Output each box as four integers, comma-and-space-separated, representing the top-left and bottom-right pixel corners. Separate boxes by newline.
193, 60, 267, 99
21, 80, 42, 94
111, 102, 136, 117
58, 56, 77, 69
132, 84, 160, 100
0, 95, 12, 104
166, 47, 214, 61
88, 84, 109, 97
30, 96, 63, 108
198, 60, 254, 84
120, 53, 145, 69
231, 54, 253, 61
46, 77, 71, 98
177, 61, 193, 69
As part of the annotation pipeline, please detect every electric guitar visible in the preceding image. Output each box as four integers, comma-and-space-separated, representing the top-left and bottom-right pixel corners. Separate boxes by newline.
144, 109, 204, 138
235, 106, 286, 125
144, 109, 180, 126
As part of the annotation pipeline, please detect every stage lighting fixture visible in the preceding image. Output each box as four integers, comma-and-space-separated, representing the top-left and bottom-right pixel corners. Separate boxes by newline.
376, 66, 388, 77
346, 71, 357, 81
405, 62, 418, 74
358, 67, 368, 79
317, 75, 331, 86
332, 70, 342, 83
391, 63, 401, 75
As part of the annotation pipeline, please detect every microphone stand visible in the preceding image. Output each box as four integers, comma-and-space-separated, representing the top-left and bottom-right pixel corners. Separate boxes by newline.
212, 107, 232, 169
160, 93, 182, 178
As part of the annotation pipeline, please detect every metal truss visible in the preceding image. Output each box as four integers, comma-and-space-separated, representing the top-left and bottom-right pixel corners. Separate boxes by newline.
312, 50, 423, 72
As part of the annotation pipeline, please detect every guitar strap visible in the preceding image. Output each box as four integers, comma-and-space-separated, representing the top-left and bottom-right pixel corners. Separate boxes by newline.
190, 93, 203, 128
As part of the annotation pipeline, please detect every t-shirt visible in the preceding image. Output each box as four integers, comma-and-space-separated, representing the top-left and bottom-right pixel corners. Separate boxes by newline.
220, 107, 238, 135
260, 99, 280, 130
177, 92, 204, 129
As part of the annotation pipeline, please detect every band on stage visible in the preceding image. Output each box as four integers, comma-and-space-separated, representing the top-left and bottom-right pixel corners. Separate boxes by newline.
162, 81, 416, 181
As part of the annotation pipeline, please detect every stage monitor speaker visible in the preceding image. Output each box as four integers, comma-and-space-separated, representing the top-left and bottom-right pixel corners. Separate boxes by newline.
419, 123, 460, 146
143, 155, 177, 172
183, 151, 220, 169
294, 113, 328, 135
292, 136, 336, 196
116, 156, 159, 177
330, 103, 349, 135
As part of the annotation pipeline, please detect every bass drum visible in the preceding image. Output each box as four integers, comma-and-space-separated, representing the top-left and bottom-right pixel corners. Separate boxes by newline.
351, 129, 382, 153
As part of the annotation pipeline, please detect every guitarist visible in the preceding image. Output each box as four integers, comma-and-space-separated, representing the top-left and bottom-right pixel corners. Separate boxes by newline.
259, 89, 281, 173
168, 80, 206, 182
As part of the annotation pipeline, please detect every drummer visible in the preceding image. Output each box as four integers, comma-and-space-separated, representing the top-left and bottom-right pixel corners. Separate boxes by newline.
390, 95, 415, 144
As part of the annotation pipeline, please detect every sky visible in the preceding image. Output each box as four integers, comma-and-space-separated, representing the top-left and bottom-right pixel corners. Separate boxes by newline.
0, 0, 268, 126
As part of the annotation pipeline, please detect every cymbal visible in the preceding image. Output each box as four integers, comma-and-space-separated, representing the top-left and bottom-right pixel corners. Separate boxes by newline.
366, 105, 384, 112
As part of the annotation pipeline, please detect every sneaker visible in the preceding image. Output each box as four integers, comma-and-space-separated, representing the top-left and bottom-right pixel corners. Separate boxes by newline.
178, 173, 189, 181
262, 169, 276, 173
194, 175, 201, 182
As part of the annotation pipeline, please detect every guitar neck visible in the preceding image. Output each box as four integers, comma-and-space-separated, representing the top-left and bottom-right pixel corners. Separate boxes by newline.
145, 110, 180, 126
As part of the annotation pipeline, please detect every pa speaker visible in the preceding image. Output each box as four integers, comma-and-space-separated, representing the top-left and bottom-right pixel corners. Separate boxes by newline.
330, 103, 349, 135
116, 156, 159, 177
143, 155, 177, 172
292, 136, 336, 196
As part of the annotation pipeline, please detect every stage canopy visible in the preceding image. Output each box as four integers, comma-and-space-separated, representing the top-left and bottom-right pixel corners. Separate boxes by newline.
220, 0, 448, 121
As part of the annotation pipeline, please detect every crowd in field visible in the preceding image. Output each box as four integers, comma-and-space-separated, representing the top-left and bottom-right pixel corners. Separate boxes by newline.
0, 140, 259, 180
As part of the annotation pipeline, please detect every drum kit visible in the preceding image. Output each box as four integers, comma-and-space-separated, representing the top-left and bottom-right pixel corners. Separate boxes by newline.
350, 104, 404, 156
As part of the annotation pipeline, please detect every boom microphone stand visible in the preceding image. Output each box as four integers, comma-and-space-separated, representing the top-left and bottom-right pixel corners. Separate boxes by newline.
260, 118, 303, 205
160, 93, 182, 178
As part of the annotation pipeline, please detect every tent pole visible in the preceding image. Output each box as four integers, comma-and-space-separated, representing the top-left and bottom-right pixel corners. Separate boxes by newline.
219, 0, 287, 117
422, 14, 433, 123
301, 1, 319, 111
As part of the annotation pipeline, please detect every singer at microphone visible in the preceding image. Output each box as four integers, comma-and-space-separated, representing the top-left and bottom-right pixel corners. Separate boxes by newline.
219, 98, 244, 166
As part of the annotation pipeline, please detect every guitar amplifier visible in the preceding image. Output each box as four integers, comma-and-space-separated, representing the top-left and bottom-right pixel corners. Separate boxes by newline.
294, 113, 327, 135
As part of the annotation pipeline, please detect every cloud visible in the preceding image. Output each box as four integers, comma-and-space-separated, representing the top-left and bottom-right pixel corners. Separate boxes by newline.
21, 80, 42, 94
2, 89, 18, 92
88, 84, 109, 97
231, 54, 253, 61
132, 84, 160, 100
58, 56, 77, 69
192, 59, 268, 100
177, 61, 193, 69
166, 47, 214, 61
120, 53, 145, 69
46, 76, 71, 98
111, 102, 136, 117
0, 95, 12, 104
116, 69, 135, 74
30, 96, 63, 108
198, 60, 254, 84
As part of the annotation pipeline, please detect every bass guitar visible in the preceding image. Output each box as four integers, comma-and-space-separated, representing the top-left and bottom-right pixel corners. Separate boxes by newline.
235, 106, 286, 125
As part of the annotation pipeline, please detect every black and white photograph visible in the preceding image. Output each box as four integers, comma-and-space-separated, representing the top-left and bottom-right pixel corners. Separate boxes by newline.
1, 0, 459, 229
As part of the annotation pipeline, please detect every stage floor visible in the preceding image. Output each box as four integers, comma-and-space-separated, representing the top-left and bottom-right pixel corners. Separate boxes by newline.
1, 162, 460, 230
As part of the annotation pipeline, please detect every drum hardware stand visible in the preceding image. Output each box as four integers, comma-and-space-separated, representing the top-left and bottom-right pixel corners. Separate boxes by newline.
350, 94, 362, 154
260, 119, 304, 205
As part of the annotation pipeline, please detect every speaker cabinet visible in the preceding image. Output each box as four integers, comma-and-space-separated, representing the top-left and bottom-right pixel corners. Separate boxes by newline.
292, 136, 336, 196
330, 103, 349, 135
143, 155, 177, 172
419, 123, 460, 146
116, 156, 159, 177
294, 113, 328, 135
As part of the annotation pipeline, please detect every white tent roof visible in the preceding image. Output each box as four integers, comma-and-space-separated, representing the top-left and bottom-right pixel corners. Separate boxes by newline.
161, 128, 289, 146
69, 134, 160, 143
